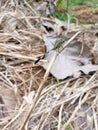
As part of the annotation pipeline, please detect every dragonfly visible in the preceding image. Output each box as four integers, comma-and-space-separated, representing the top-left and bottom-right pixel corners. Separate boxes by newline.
52, 38, 65, 51
34, 39, 65, 64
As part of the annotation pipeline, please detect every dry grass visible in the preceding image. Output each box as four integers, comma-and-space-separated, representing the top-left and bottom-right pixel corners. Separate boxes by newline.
0, 1, 98, 130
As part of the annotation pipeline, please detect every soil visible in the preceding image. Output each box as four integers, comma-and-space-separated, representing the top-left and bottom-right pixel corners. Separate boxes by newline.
73, 6, 98, 24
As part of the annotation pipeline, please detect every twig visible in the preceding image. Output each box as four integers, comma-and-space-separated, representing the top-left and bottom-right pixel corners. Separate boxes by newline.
61, 72, 98, 130
80, 30, 85, 55
19, 16, 55, 23
23, 0, 37, 15
62, 90, 91, 130
60, 31, 81, 53
18, 30, 42, 39
19, 31, 81, 130
58, 104, 64, 130
93, 108, 98, 130
0, 52, 38, 61
18, 52, 58, 130
2, 102, 26, 130
37, 111, 52, 130
65, 12, 70, 35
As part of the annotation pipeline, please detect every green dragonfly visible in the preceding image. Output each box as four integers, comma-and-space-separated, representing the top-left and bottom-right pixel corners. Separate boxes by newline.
52, 38, 65, 51
34, 39, 65, 64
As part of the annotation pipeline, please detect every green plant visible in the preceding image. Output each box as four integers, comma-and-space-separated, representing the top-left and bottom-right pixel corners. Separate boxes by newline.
52, 123, 72, 130
55, 0, 98, 24
66, 124, 72, 130
54, 77, 60, 84
56, 0, 98, 9
89, 2, 98, 8
56, 0, 67, 10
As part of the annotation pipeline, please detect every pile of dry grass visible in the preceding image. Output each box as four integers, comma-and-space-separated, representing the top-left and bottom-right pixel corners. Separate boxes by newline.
0, 1, 98, 130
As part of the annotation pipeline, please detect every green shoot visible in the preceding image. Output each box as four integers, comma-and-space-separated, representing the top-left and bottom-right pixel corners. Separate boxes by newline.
54, 77, 60, 84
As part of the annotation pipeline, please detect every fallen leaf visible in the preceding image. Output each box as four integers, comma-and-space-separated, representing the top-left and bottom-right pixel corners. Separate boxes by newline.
42, 34, 98, 79
0, 12, 17, 32
91, 31, 98, 64
37, 1, 55, 17
37, 2, 48, 16
0, 84, 19, 116
76, 104, 94, 130
0, 97, 3, 118
41, 22, 55, 34
23, 91, 35, 104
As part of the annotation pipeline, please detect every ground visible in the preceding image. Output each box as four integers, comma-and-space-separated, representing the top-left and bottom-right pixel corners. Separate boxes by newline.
0, 1, 98, 130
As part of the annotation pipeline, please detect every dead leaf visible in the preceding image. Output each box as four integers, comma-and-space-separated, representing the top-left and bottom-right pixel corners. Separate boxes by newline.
42, 34, 98, 79
23, 91, 35, 104
37, 2, 48, 16
0, 97, 3, 118
92, 31, 98, 64
76, 104, 94, 130
41, 22, 55, 34
45, 0, 55, 17
0, 12, 17, 32
37, 0, 55, 17
0, 84, 19, 116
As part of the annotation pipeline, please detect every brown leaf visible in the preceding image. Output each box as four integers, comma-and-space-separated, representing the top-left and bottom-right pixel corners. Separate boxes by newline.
0, 85, 18, 116
91, 31, 98, 64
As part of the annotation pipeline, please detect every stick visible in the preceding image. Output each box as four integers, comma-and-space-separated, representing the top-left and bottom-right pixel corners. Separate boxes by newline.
19, 31, 81, 130
18, 52, 58, 130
